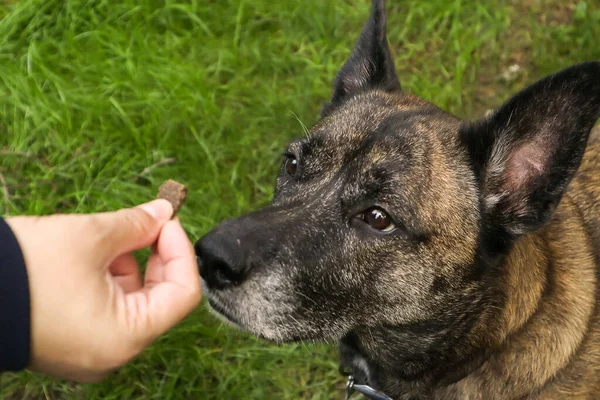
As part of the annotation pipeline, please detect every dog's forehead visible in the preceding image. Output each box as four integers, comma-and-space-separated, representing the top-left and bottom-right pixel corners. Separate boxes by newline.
316, 94, 416, 146
293, 92, 455, 173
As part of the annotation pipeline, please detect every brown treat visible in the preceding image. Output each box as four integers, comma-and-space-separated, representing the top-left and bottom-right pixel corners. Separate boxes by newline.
157, 179, 187, 217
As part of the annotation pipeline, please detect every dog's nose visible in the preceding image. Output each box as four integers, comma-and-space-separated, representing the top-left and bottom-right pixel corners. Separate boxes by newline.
194, 232, 248, 290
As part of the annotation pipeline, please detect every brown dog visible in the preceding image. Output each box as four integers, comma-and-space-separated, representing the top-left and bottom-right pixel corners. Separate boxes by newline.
195, 1, 600, 398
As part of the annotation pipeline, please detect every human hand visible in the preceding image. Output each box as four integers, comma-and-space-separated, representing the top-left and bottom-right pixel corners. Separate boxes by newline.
5, 200, 201, 382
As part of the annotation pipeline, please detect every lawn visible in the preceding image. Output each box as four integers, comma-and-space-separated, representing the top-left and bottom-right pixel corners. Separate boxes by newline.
0, 0, 599, 399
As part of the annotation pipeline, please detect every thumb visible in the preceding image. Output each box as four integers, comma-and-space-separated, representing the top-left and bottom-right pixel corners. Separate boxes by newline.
93, 199, 174, 258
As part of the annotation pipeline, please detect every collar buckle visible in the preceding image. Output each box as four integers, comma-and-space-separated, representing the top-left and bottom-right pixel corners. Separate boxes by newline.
345, 375, 355, 400
344, 375, 394, 400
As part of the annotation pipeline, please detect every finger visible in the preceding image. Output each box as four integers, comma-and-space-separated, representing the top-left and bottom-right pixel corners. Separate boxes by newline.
131, 219, 201, 339
143, 251, 164, 286
109, 253, 143, 293
143, 217, 191, 287
91, 199, 173, 261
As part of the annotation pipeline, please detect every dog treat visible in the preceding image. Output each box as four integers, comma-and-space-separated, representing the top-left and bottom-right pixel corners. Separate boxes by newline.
157, 179, 187, 217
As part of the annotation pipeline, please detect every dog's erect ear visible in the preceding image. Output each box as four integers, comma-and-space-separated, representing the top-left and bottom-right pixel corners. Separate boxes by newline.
321, 0, 401, 117
461, 62, 600, 238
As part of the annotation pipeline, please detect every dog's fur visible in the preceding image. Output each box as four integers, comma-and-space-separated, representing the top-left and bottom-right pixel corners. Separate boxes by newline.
195, 1, 600, 398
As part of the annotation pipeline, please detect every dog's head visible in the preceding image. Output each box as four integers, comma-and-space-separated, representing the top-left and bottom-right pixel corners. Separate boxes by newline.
195, 0, 600, 353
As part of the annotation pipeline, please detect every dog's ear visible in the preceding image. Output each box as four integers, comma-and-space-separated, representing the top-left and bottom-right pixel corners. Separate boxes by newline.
461, 62, 600, 238
321, 0, 401, 117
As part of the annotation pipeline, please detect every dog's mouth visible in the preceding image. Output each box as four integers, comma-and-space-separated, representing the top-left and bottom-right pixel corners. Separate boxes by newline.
206, 296, 245, 329
201, 279, 243, 327
207, 298, 234, 320
201, 278, 310, 343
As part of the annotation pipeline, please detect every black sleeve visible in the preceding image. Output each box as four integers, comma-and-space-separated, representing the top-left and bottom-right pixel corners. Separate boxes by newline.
0, 217, 30, 372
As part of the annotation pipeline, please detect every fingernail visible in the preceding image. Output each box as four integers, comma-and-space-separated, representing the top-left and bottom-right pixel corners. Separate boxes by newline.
139, 199, 174, 221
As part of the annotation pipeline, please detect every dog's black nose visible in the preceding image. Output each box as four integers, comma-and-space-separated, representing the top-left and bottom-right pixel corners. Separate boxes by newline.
194, 232, 248, 290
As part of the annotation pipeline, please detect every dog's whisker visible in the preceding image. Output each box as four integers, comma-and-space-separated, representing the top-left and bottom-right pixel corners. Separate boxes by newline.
289, 110, 311, 138
293, 290, 320, 307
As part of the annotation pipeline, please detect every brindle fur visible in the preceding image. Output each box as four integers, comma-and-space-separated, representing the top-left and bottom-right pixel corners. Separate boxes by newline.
195, 1, 600, 398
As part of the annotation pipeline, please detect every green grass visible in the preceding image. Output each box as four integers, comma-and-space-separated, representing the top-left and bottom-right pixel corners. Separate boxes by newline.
0, 0, 599, 398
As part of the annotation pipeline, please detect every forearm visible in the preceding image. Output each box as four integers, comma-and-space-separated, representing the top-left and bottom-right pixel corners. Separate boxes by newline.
0, 217, 30, 372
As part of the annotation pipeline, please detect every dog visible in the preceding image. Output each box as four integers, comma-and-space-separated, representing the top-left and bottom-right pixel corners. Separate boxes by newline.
194, 0, 600, 398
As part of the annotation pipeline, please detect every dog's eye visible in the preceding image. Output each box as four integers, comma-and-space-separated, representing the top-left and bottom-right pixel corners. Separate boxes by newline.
285, 155, 298, 176
362, 207, 395, 232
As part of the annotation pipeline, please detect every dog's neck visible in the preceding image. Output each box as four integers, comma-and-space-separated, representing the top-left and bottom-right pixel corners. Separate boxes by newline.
339, 204, 597, 399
